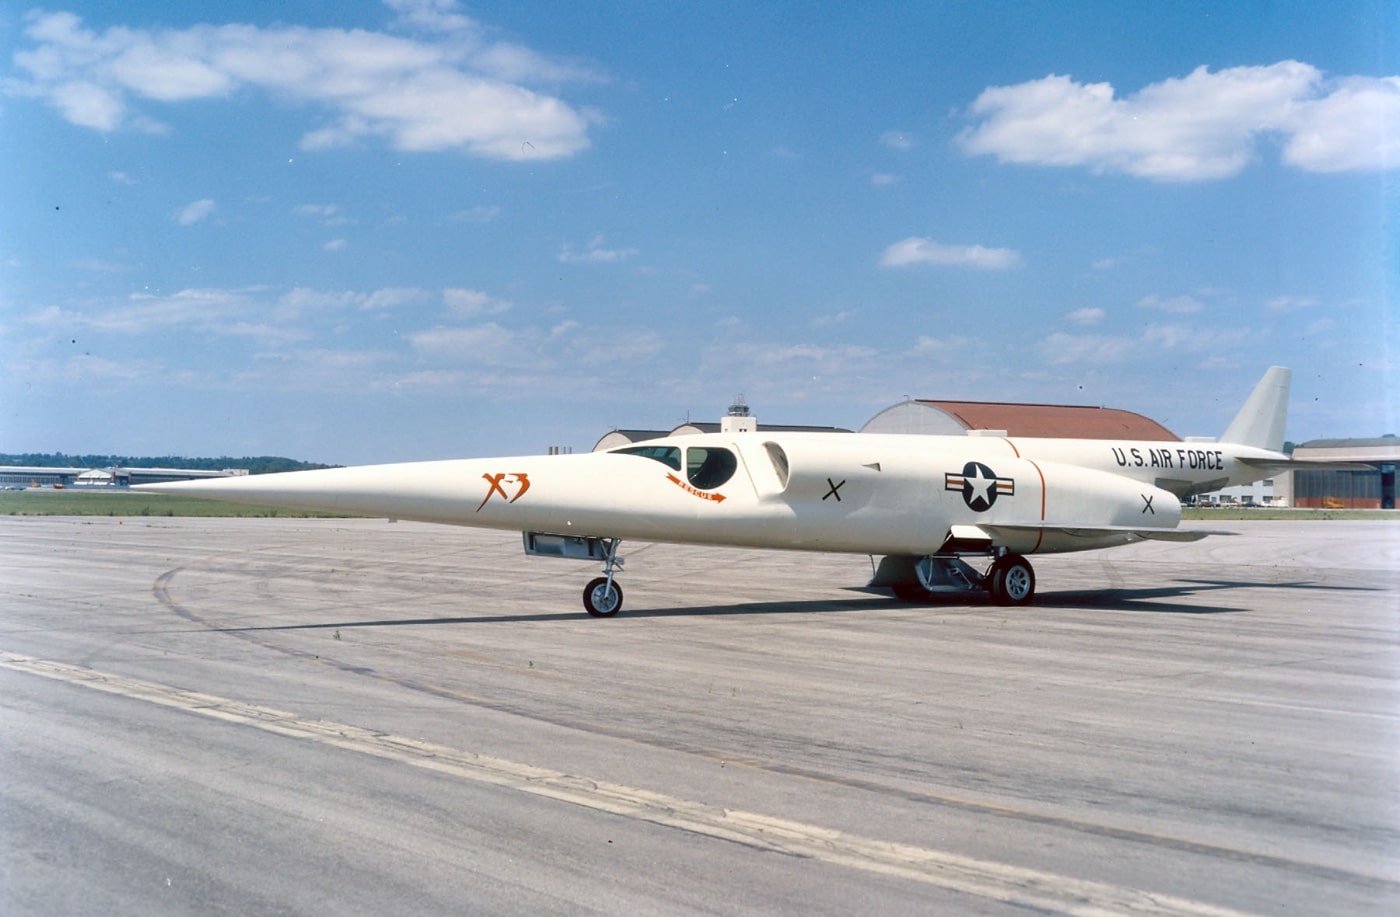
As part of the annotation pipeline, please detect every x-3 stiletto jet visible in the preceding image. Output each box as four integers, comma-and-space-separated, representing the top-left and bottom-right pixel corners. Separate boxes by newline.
140, 367, 1311, 616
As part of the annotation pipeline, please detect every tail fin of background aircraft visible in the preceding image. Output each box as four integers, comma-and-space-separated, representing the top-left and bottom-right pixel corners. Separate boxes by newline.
1220, 366, 1290, 451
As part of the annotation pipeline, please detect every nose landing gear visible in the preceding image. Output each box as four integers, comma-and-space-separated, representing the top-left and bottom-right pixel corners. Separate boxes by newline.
583, 576, 623, 616
582, 538, 624, 617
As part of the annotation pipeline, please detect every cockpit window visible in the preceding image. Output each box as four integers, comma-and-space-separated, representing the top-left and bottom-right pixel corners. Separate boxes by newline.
763, 442, 789, 488
686, 446, 737, 490
615, 445, 681, 471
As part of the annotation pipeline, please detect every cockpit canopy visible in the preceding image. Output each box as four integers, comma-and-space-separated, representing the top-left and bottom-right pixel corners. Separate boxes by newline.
614, 444, 737, 490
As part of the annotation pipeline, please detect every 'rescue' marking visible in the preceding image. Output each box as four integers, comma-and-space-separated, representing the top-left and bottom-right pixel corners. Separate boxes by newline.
666, 473, 727, 502
0, 650, 1262, 917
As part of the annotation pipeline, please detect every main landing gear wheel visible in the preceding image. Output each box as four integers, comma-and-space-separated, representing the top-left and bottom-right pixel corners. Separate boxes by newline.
987, 554, 1035, 606
583, 576, 623, 617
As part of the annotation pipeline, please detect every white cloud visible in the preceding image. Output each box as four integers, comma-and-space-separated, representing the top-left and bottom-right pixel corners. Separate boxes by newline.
271, 286, 429, 318
559, 234, 638, 264
1036, 319, 1254, 367
292, 203, 350, 225
26, 287, 309, 344
1136, 294, 1204, 314
812, 311, 854, 327
1140, 323, 1196, 349
408, 323, 518, 359
870, 172, 902, 186
385, 0, 475, 34
1066, 307, 1105, 325
323, 239, 347, 252
958, 62, 1400, 180
1265, 295, 1318, 311
11, 5, 597, 161
1036, 332, 1136, 365
360, 287, 427, 310
381, 369, 470, 390
295, 203, 340, 219
879, 237, 1022, 270
1284, 76, 1400, 172
443, 288, 511, 316
568, 328, 665, 365
445, 205, 501, 224
176, 198, 215, 225
880, 130, 914, 151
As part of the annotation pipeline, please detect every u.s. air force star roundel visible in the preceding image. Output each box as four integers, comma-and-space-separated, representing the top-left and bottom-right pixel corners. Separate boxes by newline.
945, 461, 1015, 512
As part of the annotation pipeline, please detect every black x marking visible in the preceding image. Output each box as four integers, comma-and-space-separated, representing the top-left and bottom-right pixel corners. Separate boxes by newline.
823, 478, 845, 502
1141, 494, 1155, 514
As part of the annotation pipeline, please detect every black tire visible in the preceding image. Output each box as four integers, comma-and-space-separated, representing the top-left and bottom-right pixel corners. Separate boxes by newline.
988, 555, 1035, 606
583, 576, 623, 617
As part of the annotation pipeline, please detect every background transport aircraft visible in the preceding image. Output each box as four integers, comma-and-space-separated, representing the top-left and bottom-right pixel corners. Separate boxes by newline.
141, 367, 1308, 616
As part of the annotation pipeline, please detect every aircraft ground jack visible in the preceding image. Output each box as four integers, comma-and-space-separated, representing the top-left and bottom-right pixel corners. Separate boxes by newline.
882, 553, 1035, 605
583, 539, 624, 616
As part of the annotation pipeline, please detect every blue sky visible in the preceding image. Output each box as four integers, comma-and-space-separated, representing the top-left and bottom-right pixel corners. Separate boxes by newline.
2, 0, 1395, 463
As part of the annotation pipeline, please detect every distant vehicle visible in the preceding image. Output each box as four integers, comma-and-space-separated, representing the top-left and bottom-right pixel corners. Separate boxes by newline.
141, 367, 1329, 616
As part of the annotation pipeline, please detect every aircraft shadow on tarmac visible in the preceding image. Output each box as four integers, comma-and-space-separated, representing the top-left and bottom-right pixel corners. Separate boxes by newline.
219, 575, 1379, 632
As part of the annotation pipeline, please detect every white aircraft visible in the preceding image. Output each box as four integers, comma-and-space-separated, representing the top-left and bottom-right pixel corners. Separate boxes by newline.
140, 366, 1308, 616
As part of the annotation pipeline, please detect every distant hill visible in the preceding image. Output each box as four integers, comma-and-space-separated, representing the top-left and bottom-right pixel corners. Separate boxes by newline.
0, 453, 337, 475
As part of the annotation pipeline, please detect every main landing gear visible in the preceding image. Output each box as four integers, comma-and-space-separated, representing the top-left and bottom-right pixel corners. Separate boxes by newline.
986, 553, 1035, 606
887, 552, 1036, 606
582, 538, 624, 617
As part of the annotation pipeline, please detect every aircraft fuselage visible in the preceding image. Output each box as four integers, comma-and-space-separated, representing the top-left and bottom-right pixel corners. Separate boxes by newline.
153, 431, 1281, 557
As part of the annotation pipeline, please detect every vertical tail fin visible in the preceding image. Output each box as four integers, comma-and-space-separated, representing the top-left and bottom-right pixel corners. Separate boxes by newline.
1221, 366, 1290, 451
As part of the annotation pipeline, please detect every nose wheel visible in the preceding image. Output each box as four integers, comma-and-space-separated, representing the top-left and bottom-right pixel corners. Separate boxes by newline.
582, 538, 624, 616
583, 577, 623, 616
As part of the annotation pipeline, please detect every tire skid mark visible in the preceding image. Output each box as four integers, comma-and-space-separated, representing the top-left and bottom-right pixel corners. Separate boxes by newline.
3, 649, 1258, 917
152, 555, 1400, 899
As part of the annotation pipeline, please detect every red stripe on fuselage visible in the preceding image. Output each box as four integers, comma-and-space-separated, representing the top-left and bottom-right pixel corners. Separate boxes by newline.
1027, 458, 1047, 552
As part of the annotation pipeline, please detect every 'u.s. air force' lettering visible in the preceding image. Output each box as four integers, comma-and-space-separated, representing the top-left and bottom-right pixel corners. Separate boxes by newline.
945, 462, 1014, 512
1111, 445, 1225, 471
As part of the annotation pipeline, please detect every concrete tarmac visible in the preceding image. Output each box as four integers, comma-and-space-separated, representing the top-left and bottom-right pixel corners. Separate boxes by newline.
2, 515, 1398, 915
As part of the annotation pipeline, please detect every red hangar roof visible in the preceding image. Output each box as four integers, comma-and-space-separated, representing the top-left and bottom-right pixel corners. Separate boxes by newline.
860, 400, 1180, 441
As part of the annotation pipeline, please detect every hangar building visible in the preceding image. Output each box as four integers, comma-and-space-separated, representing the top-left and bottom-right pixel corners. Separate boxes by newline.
1276, 436, 1398, 509
860, 399, 1177, 440
592, 397, 850, 452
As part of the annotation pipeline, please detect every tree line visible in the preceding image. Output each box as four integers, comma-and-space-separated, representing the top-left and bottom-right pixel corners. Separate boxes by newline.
0, 453, 337, 475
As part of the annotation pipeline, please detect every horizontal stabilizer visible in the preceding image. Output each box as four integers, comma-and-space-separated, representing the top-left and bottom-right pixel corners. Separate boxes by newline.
986, 524, 1233, 544
1237, 457, 1375, 474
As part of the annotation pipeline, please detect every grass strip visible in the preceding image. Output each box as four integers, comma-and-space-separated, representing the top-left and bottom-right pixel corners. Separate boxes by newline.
0, 490, 360, 518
